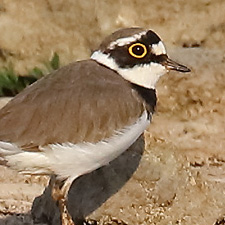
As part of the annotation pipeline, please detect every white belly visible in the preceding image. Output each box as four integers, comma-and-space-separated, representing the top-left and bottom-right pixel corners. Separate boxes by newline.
1, 110, 150, 181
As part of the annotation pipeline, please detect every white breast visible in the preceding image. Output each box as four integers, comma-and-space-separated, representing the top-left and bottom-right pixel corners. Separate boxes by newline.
1, 111, 150, 181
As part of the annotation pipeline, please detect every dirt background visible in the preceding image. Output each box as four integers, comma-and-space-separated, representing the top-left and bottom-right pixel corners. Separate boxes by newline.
0, 0, 225, 224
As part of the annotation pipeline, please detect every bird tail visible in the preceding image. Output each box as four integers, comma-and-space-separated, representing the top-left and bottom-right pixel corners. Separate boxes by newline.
0, 141, 51, 175
0, 141, 22, 166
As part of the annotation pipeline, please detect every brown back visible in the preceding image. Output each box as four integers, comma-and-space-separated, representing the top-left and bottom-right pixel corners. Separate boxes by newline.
0, 60, 145, 149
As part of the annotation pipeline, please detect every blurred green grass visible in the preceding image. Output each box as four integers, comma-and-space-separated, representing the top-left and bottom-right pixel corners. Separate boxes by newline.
0, 52, 60, 97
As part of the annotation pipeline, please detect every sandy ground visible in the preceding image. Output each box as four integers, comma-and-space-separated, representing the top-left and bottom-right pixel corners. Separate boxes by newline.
0, 0, 225, 224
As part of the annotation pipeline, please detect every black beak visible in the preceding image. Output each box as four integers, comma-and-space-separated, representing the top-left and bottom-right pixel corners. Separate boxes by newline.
164, 57, 191, 73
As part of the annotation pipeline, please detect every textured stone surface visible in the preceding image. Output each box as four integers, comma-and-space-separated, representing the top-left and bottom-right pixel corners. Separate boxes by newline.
0, 0, 224, 74
0, 1, 225, 225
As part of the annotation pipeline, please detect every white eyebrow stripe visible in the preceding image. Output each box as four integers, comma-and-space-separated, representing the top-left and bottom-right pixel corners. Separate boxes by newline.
151, 41, 166, 55
108, 31, 147, 49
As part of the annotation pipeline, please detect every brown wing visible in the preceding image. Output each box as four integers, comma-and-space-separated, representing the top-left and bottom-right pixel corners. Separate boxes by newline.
0, 60, 145, 149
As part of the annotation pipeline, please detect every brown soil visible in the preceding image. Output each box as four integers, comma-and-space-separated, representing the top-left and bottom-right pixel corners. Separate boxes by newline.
0, 1, 225, 224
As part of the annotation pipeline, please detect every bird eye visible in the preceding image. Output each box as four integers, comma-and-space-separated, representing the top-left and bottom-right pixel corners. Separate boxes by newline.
128, 43, 147, 58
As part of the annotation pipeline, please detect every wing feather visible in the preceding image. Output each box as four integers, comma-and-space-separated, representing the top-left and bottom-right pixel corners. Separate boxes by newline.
0, 60, 145, 150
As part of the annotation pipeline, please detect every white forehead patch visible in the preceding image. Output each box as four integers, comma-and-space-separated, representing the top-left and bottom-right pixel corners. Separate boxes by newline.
108, 31, 147, 49
152, 41, 166, 55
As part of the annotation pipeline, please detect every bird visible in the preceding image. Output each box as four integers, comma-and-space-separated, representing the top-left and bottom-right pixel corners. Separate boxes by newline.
0, 27, 190, 225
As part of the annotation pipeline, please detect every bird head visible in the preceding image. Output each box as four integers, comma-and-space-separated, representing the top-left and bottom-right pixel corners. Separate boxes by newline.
91, 27, 190, 89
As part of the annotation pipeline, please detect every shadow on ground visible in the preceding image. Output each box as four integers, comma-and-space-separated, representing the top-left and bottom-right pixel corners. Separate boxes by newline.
31, 137, 144, 225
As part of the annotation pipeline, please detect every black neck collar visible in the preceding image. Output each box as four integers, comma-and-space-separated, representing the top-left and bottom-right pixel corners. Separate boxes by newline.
131, 83, 157, 115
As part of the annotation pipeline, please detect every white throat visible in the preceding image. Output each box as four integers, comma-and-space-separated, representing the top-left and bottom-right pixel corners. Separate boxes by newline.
91, 51, 167, 89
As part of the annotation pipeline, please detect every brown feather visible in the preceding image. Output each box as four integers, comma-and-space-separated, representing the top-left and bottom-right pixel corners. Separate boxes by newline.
0, 60, 145, 150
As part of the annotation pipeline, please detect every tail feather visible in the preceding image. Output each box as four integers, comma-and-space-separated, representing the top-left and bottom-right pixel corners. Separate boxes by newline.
0, 141, 51, 175
0, 141, 22, 166
0, 141, 21, 154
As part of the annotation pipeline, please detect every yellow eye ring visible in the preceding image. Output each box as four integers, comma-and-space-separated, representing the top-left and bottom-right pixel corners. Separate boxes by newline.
128, 43, 147, 59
